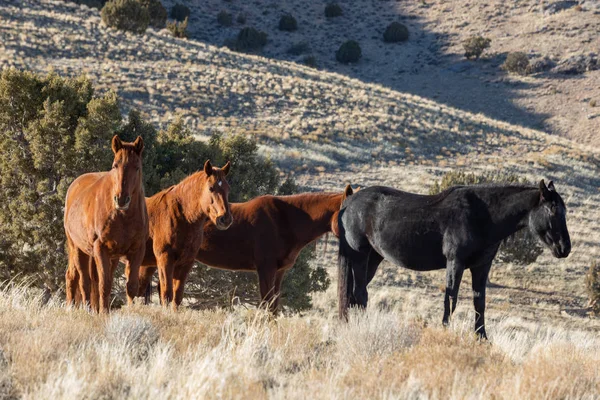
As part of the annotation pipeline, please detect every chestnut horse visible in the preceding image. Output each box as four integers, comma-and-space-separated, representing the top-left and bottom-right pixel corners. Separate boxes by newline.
138, 185, 354, 311
137, 160, 233, 310
64, 135, 148, 313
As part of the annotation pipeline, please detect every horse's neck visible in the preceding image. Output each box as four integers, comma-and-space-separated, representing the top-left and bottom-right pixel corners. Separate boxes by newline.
283, 193, 342, 245
489, 187, 539, 241
173, 172, 207, 224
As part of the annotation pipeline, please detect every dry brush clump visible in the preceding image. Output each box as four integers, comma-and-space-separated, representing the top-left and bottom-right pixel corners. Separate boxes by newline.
503, 52, 530, 75
383, 22, 409, 43
336, 40, 361, 64
1, 283, 599, 399
463, 35, 491, 60
167, 16, 188, 38
586, 261, 600, 315
101, 0, 150, 34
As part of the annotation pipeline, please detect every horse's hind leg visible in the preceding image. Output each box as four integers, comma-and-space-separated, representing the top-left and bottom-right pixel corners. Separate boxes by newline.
257, 263, 278, 311
366, 250, 383, 285
138, 266, 158, 305
442, 258, 465, 326
349, 249, 371, 309
125, 248, 145, 307
65, 262, 79, 307
471, 262, 492, 340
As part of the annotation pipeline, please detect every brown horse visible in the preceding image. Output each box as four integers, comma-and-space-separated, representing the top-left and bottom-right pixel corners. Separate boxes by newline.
137, 160, 233, 310
64, 135, 148, 313
138, 185, 354, 311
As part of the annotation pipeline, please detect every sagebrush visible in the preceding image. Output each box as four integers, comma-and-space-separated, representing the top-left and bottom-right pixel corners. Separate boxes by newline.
336, 40, 361, 64
463, 36, 491, 60
101, 0, 149, 34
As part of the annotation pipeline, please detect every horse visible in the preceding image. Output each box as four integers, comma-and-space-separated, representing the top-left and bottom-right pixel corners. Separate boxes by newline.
337, 180, 571, 339
64, 135, 148, 313
138, 185, 355, 311
132, 160, 233, 310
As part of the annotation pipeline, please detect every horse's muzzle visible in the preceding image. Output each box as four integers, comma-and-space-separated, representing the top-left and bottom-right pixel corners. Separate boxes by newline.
215, 214, 233, 230
114, 195, 131, 211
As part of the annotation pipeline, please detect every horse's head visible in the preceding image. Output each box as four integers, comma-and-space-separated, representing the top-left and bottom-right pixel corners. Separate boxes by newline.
529, 180, 571, 258
200, 160, 233, 230
331, 184, 355, 236
110, 135, 144, 211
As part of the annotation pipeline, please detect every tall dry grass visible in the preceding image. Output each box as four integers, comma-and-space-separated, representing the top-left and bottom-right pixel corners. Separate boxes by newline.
0, 281, 598, 399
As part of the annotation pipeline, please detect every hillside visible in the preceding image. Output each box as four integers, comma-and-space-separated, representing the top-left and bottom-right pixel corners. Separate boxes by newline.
0, 1, 600, 397
179, 0, 600, 145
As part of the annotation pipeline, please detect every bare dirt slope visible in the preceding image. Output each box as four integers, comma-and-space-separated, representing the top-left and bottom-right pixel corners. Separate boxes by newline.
0, 0, 599, 332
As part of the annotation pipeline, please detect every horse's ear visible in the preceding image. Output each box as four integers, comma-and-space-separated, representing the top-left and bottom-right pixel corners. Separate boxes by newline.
539, 179, 551, 201
344, 185, 353, 198
111, 135, 123, 154
222, 161, 231, 176
133, 136, 144, 154
547, 180, 555, 191
204, 160, 213, 177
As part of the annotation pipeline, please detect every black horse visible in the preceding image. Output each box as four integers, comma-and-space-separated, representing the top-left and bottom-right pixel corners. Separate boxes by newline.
337, 180, 571, 339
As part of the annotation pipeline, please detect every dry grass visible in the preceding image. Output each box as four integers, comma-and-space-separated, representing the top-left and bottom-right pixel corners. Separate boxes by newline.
0, 282, 599, 399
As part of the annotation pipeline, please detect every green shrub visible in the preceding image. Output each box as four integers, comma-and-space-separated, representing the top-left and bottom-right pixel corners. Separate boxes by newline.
226, 27, 268, 53
429, 171, 543, 266
139, 0, 167, 29
325, 3, 342, 18
0, 69, 121, 289
463, 36, 491, 60
503, 52, 530, 75
287, 41, 310, 56
167, 17, 188, 38
170, 3, 190, 21
303, 55, 318, 68
217, 10, 233, 27
383, 22, 409, 43
586, 261, 600, 316
336, 40, 361, 64
101, 0, 149, 34
278, 14, 297, 32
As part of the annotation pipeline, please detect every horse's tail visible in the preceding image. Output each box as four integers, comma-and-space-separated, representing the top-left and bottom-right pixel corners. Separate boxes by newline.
338, 230, 354, 321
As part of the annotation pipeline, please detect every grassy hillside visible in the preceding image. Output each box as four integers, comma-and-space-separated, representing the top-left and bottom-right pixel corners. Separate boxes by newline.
0, 1, 599, 398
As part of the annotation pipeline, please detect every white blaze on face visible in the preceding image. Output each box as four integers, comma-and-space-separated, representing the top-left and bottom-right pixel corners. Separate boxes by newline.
218, 180, 222, 187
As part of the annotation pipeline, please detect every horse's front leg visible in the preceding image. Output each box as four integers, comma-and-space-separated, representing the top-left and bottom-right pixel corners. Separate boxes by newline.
124, 246, 145, 306
156, 251, 175, 307
471, 263, 491, 340
442, 257, 465, 326
93, 242, 113, 313
172, 262, 194, 311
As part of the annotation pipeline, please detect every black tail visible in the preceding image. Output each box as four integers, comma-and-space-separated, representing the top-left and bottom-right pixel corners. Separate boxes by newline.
338, 233, 354, 321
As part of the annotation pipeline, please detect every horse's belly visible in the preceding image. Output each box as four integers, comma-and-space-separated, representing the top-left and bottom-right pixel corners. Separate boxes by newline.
375, 233, 446, 271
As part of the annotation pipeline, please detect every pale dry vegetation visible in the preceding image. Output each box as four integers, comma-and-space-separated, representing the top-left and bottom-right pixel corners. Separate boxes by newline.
0, 1, 599, 398
1, 282, 599, 399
